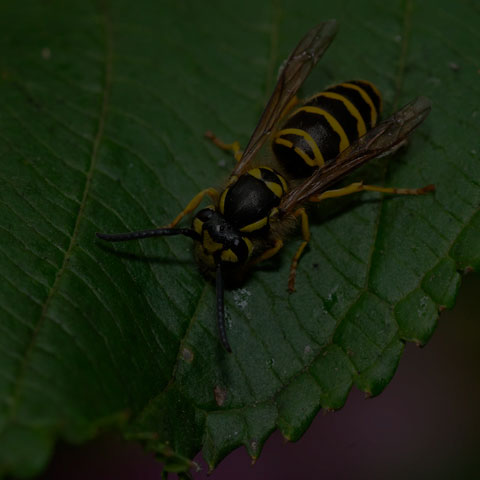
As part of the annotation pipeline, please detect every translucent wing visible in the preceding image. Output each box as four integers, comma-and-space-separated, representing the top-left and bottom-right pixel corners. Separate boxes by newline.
280, 96, 432, 213
231, 20, 338, 177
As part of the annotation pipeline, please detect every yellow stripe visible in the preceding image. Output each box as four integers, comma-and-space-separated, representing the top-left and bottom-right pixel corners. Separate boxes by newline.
246, 166, 287, 197
340, 82, 377, 125
240, 216, 268, 233
203, 230, 223, 252
243, 236, 253, 258
275, 137, 316, 169
313, 91, 367, 136
278, 174, 288, 193
294, 147, 316, 167
219, 188, 228, 215
265, 181, 284, 198
193, 217, 203, 236
275, 128, 325, 167
275, 137, 293, 148
248, 168, 262, 180
221, 248, 238, 263
294, 106, 349, 152
359, 80, 382, 113
226, 174, 238, 187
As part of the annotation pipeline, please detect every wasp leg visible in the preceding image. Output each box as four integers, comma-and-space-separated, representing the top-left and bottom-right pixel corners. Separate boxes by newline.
205, 131, 243, 162
167, 188, 219, 228
288, 207, 310, 293
204, 96, 299, 163
308, 181, 435, 203
250, 238, 284, 266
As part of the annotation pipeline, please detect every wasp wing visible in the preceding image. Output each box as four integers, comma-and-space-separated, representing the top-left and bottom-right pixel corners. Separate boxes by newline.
280, 96, 432, 213
231, 20, 338, 177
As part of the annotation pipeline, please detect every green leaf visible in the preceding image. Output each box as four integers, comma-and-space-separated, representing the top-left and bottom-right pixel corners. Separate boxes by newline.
0, 0, 479, 477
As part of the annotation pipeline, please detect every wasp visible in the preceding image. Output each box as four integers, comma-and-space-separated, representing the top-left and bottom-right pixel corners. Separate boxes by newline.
97, 20, 434, 352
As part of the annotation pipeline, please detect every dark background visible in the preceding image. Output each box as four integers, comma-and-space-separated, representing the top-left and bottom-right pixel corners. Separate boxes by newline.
37, 273, 480, 480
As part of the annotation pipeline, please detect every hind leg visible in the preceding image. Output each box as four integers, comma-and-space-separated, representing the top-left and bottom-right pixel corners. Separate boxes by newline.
288, 207, 310, 292
309, 181, 435, 203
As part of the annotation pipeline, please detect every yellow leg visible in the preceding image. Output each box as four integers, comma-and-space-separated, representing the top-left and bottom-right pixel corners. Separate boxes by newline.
205, 131, 243, 162
250, 238, 284, 266
167, 188, 219, 227
288, 207, 310, 293
309, 182, 435, 203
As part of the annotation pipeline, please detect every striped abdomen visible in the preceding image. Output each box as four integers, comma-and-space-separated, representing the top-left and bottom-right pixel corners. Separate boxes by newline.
272, 80, 382, 178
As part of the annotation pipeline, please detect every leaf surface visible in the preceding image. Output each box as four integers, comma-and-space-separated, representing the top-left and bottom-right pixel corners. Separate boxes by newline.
0, 0, 479, 476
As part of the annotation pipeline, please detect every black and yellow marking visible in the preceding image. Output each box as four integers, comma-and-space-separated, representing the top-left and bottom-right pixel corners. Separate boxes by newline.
192, 205, 215, 236
96, 23, 434, 355
325, 80, 382, 129
308, 92, 367, 139
273, 79, 382, 178
220, 167, 288, 232
248, 167, 289, 198
192, 207, 253, 271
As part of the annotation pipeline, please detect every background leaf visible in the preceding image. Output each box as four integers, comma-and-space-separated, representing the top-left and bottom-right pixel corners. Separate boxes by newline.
0, 0, 479, 477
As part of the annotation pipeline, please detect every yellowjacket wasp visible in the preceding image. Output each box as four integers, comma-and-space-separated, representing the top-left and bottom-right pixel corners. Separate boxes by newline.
97, 20, 434, 352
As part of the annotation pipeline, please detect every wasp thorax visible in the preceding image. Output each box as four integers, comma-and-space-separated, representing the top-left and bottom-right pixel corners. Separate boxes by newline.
192, 207, 253, 273
219, 167, 288, 233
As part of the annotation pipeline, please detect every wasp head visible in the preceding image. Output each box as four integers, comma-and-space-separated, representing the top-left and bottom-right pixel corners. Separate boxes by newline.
192, 206, 253, 275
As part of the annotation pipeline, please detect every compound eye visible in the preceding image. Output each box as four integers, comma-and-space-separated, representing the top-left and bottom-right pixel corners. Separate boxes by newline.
196, 207, 215, 222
